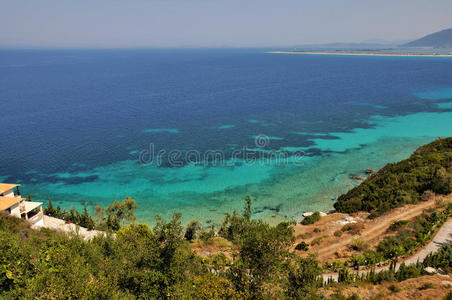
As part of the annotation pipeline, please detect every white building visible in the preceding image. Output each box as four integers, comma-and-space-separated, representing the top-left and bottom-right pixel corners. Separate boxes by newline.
0, 183, 44, 226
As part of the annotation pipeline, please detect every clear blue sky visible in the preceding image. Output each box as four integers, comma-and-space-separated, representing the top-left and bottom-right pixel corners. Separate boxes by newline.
1, 0, 451, 48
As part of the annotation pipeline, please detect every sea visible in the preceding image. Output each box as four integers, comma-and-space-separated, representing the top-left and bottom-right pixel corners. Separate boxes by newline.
1, 48, 452, 226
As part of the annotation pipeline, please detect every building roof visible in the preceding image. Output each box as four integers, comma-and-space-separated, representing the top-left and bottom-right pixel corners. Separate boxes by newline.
0, 183, 20, 194
0, 196, 23, 211
22, 201, 43, 213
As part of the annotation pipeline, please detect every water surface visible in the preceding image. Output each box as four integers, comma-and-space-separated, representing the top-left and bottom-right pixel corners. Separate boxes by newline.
1, 49, 452, 225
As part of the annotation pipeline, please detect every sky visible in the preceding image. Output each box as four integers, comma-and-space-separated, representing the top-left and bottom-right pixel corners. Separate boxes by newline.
1, 0, 451, 48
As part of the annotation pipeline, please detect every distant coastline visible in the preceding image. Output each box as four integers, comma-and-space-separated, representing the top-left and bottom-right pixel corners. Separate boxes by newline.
269, 50, 452, 57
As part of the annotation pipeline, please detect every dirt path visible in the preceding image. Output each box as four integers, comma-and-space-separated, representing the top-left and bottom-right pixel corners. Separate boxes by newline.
295, 199, 438, 261
322, 216, 452, 282
319, 201, 435, 259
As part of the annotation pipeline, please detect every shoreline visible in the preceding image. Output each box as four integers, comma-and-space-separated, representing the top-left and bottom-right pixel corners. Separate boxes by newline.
268, 51, 452, 57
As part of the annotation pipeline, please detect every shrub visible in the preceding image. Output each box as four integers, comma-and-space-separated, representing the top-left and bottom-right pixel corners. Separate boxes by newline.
372, 269, 396, 283
43, 198, 56, 217
349, 250, 384, 267
422, 244, 452, 271
348, 294, 360, 300
287, 255, 322, 298
350, 238, 368, 251
334, 230, 343, 237
388, 220, 409, 231
297, 233, 307, 239
184, 219, 202, 241
323, 260, 345, 272
341, 223, 364, 235
311, 236, 326, 246
446, 291, 452, 300
436, 196, 445, 207
44, 201, 96, 230
396, 263, 422, 281
218, 211, 249, 241
432, 167, 452, 194
388, 284, 400, 292
199, 227, 216, 242
421, 190, 435, 201
301, 212, 321, 225
295, 241, 309, 251
418, 282, 434, 290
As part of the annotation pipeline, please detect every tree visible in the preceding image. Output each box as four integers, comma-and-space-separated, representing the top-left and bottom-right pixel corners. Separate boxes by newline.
94, 205, 106, 229
185, 274, 243, 299
67, 206, 80, 224
43, 198, 56, 217
229, 219, 295, 298
122, 196, 138, 224
218, 196, 254, 242
81, 203, 95, 230
243, 195, 252, 220
184, 219, 201, 241
105, 196, 138, 230
287, 255, 322, 298
432, 167, 452, 194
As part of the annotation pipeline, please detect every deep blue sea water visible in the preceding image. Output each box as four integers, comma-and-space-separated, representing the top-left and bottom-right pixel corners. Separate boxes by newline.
1, 49, 452, 225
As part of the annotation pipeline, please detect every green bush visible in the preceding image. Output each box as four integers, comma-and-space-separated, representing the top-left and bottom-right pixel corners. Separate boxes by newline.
388, 220, 409, 231
418, 282, 434, 290
287, 255, 323, 298
445, 291, 452, 300
341, 223, 364, 235
295, 241, 309, 251
184, 219, 202, 241
422, 244, 452, 271
199, 227, 216, 242
350, 238, 368, 251
43, 197, 137, 231
301, 212, 321, 225
388, 284, 400, 292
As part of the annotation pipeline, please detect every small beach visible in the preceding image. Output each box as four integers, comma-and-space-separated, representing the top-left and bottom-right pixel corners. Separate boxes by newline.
269, 51, 452, 57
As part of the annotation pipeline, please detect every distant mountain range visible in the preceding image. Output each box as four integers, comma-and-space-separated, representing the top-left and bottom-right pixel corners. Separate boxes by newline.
404, 28, 452, 47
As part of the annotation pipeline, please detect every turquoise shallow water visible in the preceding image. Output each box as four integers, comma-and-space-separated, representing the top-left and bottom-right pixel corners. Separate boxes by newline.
1, 49, 452, 226
22, 111, 452, 225
438, 102, 452, 109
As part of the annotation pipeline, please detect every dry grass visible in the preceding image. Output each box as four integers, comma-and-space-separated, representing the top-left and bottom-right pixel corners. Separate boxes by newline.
319, 274, 452, 299
341, 223, 365, 235
191, 237, 234, 257
292, 195, 452, 263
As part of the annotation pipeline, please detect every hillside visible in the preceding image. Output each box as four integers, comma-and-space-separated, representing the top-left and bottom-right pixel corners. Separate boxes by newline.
404, 28, 452, 47
335, 137, 452, 217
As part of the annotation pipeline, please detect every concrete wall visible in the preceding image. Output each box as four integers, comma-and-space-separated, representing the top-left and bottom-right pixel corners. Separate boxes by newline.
9, 202, 22, 218
1, 189, 15, 198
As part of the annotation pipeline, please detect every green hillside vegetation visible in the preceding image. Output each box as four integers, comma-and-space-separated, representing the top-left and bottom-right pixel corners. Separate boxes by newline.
335, 137, 452, 218
0, 199, 325, 299
44, 196, 137, 231
2, 201, 452, 299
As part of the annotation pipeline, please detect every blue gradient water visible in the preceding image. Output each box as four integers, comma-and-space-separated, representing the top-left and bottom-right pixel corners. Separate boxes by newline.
1, 49, 452, 225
